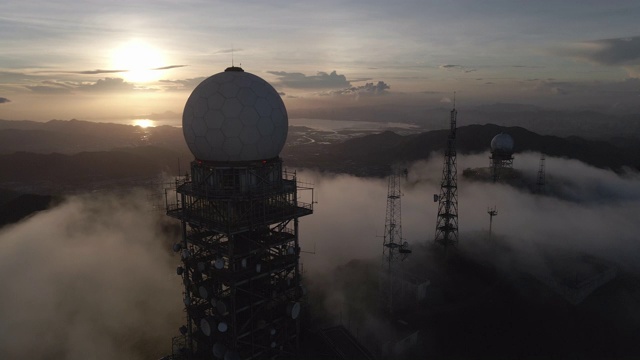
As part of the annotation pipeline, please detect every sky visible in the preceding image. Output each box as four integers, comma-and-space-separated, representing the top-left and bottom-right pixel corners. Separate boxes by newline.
1, 0, 639, 122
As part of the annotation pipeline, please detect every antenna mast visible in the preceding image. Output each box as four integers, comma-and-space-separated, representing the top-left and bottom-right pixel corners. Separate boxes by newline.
487, 206, 498, 237
536, 154, 546, 193
434, 93, 459, 250
382, 168, 411, 315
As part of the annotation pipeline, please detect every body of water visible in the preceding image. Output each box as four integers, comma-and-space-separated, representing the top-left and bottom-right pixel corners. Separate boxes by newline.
99, 117, 420, 131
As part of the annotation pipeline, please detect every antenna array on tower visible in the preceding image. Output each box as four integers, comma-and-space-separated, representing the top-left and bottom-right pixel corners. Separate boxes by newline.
434, 98, 459, 249
381, 168, 411, 315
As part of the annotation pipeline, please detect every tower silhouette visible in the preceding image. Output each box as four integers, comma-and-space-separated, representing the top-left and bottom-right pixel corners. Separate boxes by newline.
434, 99, 459, 249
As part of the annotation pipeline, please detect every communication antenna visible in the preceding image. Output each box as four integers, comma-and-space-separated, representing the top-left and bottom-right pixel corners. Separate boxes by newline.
381, 168, 411, 316
434, 93, 459, 250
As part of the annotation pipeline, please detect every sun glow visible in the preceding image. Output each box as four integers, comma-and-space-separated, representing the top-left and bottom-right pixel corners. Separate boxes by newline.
132, 119, 155, 128
111, 40, 165, 83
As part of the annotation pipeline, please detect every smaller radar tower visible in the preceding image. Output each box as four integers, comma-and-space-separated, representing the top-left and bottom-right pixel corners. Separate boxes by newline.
490, 133, 514, 182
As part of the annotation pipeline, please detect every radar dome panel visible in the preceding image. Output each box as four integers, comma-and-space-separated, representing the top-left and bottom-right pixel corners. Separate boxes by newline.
183, 69, 288, 162
490, 133, 514, 153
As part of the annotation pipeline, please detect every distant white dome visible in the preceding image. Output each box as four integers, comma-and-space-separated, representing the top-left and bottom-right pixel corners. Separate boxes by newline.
182, 67, 288, 162
490, 133, 514, 153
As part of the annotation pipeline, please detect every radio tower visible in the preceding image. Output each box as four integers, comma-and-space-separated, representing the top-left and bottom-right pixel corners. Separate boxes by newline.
434, 95, 459, 249
382, 168, 411, 315
536, 154, 546, 193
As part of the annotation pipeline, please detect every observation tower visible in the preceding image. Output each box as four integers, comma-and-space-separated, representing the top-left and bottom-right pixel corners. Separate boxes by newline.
165, 66, 313, 359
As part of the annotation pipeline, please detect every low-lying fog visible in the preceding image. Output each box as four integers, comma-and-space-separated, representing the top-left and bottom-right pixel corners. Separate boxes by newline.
1, 152, 639, 358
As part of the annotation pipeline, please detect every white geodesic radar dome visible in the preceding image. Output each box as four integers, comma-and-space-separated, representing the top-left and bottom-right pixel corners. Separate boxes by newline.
182, 67, 288, 162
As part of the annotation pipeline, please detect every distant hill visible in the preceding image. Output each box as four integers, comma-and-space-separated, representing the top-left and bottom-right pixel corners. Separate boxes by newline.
0, 122, 637, 191
283, 124, 640, 176
0, 146, 182, 192
0, 119, 189, 155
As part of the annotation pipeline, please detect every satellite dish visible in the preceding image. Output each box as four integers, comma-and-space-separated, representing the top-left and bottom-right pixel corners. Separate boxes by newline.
201, 317, 215, 337
269, 328, 276, 336
217, 300, 228, 315
271, 341, 277, 348
198, 261, 209, 272
172, 243, 182, 252
224, 350, 240, 360
218, 321, 228, 333
286, 302, 301, 319
212, 342, 226, 359
256, 263, 262, 273
199, 286, 210, 299
287, 246, 295, 255
214, 258, 225, 270
241, 258, 248, 268
181, 249, 191, 259
176, 266, 184, 276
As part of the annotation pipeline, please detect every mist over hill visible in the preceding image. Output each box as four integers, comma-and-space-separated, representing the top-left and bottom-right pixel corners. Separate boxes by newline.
0, 118, 638, 194
291, 103, 640, 142
284, 124, 640, 176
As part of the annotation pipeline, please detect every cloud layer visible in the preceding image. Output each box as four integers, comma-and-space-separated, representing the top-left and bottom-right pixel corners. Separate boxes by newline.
268, 70, 351, 89
299, 152, 640, 275
0, 191, 182, 360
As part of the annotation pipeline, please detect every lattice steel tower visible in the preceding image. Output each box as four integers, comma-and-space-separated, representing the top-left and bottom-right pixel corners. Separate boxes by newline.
165, 67, 313, 360
382, 169, 411, 315
434, 100, 459, 249
536, 154, 546, 193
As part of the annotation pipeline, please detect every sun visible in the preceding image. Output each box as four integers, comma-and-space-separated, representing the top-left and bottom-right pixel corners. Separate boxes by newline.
110, 40, 165, 83
132, 119, 155, 128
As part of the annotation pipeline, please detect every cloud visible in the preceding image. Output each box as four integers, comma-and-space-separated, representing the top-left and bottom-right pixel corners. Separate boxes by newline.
212, 48, 243, 55
0, 191, 182, 359
325, 81, 390, 97
558, 36, 640, 77
159, 77, 207, 91
268, 70, 351, 89
151, 65, 188, 71
25, 78, 139, 94
299, 152, 640, 274
570, 36, 640, 66
348, 77, 373, 82
0, 97, 10, 103
439, 64, 477, 73
25, 85, 72, 94
76, 78, 138, 92
71, 69, 127, 75
35, 66, 187, 75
